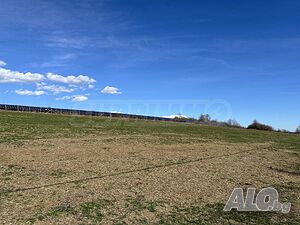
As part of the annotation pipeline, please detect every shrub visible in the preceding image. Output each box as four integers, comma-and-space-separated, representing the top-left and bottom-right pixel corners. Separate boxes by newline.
198, 114, 211, 123
247, 120, 274, 131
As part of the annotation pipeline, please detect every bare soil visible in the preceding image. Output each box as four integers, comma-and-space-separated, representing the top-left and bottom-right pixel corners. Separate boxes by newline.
0, 135, 299, 224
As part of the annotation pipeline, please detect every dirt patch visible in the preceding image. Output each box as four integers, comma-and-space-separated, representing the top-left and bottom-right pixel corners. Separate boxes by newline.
0, 136, 299, 224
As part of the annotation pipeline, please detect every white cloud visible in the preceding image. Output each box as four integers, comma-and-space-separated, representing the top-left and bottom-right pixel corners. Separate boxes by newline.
15, 89, 46, 96
0, 68, 45, 83
56, 95, 88, 102
1, 60, 96, 100
163, 114, 188, 119
37, 83, 75, 94
101, 86, 122, 94
47, 73, 96, 85
0, 60, 7, 67
72, 95, 88, 102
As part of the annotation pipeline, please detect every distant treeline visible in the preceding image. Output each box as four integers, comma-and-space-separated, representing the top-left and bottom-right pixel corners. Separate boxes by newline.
174, 114, 299, 134
173, 114, 242, 128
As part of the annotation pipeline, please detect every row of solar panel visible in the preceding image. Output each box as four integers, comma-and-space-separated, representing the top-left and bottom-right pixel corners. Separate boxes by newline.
0, 104, 173, 122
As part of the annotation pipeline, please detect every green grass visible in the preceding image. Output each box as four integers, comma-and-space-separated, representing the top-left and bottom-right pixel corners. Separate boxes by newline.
79, 200, 112, 222
27, 203, 76, 224
0, 110, 299, 151
125, 197, 165, 213
26, 200, 113, 224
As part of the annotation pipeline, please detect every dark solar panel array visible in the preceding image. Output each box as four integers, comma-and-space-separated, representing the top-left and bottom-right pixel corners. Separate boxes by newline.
0, 104, 173, 122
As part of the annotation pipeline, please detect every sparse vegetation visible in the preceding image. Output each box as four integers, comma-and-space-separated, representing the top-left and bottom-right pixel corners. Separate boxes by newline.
0, 111, 299, 150
24, 185, 300, 225
0, 111, 299, 224
50, 169, 68, 178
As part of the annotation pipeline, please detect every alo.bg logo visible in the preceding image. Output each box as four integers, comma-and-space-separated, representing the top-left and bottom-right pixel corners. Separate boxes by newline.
224, 187, 291, 213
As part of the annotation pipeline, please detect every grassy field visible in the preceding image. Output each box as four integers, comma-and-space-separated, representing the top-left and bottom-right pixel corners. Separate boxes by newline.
0, 110, 299, 224
1, 111, 300, 150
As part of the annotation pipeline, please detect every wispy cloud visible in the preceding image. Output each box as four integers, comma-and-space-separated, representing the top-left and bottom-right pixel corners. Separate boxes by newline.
36, 83, 75, 94
46, 36, 94, 49
0, 60, 6, 67
55, 53, 76, 60
15, 89, 45, 96
30, 53, 77, 69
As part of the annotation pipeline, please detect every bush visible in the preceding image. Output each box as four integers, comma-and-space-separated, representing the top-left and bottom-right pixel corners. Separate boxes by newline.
225, 119, 242, 128
296, 126, 300, 134
247, 120, 274, 131
198, 114, 211, 123
277, 129, 290, 133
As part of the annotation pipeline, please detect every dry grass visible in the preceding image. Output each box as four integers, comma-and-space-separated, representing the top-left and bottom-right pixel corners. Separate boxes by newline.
0, 111, 299, 224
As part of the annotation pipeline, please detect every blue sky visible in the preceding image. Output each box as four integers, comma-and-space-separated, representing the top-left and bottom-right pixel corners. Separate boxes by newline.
0, 0, 299, 130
